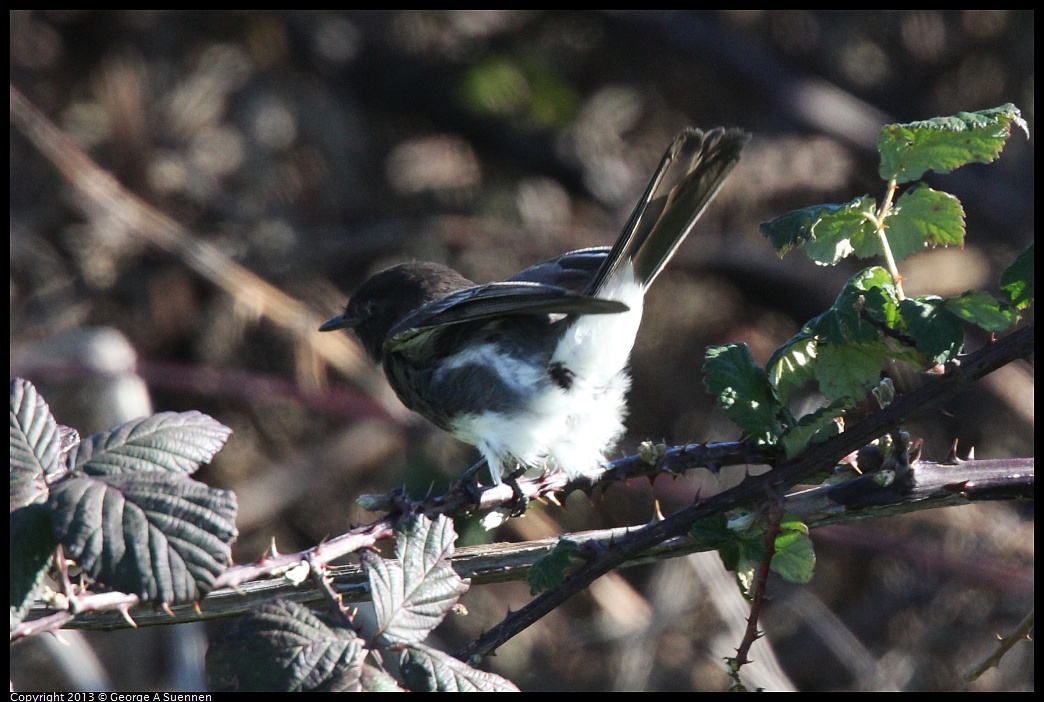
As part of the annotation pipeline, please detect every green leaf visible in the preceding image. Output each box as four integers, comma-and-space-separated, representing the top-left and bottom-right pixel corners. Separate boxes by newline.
718, 542, 746, 576
48, 472, 238, 602
808, 267, 898, 345
694, 512, 818, 597
943, 291, 1019, 333
1000, 244, 1034, 310
766, 333, 817, 405
692, 513, 772, 599
70, 411, 232, 476
692, 513, 746, 580
365, 514, 470, 647
770, 268, 934, 406
878, 185, 966, 261
859, 281, 904, 334
206, 599, 366, 692
400, 642, 519, 692
814, 343, 889, 405
778, 402, 845, 460
770, 522, 815, 584
733, 560, 758, 601
528, 538, 582, 595
704, 344, 785, 443
730, 529, 769, 601
10, 378, 63, 509
899, 296, 965, 363
879, 104, 1028, 184
760, 197, 877, 264
10, 504, 58, 630
690, 513, 731, 548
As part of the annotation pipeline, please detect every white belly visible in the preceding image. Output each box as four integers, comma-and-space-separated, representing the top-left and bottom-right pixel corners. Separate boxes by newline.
451, 268, 645, 483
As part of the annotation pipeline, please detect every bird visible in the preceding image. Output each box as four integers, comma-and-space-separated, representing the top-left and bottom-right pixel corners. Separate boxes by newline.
320, 127, 750, 487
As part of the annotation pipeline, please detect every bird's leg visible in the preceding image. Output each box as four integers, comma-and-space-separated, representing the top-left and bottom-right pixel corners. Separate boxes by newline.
452, 457, 490, 504
504, 466, 529, 516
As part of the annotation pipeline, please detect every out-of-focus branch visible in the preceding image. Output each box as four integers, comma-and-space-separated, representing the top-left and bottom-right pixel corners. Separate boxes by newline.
9, 83, 404, 415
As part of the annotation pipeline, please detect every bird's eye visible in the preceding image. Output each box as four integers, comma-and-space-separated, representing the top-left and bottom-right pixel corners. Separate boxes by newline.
351, 300, 378, 323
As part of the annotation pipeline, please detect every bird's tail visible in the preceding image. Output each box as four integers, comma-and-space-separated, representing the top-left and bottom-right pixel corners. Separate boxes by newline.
586, 127, 750, 295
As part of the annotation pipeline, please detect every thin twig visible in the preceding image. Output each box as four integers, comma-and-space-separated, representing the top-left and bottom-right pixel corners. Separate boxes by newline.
728, 493, 784, 689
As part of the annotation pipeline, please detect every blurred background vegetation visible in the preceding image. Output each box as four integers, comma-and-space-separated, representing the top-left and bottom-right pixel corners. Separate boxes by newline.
10, 10, 1033, 691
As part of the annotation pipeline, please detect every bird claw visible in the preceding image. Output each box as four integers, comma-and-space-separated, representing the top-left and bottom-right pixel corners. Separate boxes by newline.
504, 467, 530, 516
451, 458, 490, 504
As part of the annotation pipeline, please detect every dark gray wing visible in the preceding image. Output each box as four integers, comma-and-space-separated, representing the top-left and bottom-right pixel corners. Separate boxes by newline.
387, 279, 628, 341
508, 246, 610, 293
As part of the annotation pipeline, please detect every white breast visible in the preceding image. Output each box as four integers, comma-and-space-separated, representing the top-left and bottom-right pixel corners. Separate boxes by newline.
452, 265, 646, 483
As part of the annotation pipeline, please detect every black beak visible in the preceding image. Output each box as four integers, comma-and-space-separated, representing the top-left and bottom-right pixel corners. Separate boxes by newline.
319, 312, 355, 332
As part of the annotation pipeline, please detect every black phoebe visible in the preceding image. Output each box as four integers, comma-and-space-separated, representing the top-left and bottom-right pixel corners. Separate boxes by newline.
321, 127, 750, 485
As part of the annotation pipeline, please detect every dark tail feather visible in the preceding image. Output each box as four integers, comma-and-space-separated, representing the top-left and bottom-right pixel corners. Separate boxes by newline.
587, 127, 750, 295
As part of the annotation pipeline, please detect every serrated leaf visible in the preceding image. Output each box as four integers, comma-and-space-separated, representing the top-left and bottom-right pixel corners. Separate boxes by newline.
70, 411, 232, 477
206, 599, 365, 692
10, 378, 62, 509
690, 512, 731, 548
738, 532, 770, 565
760, 197, 876, 264
693, 513, 763, 596
879, 104, 1028, 184
734, 561, 757, 600
801, 197, 878, 264
779, 515, 809, 534
770, 527, 816, 584
943, 291, 1019, 333
394, 510, 457, 569
778, 403, 844, 460
704, 344, 785, 443
528, 538, 582, 595
813, 343, 889, 405
360, 665, 405, 692
767, 333, 818, 405
770, 268, 937, 406
717, 541, 744, 575
10, 504, 58, 629
365, 514, 470, 647
56, 425, 81, 466
400, 642, 519, 692
48, 472, 237, 602
808, 267, 899, 345
879, 185, 966, 261
899, 297, 965, 363
760, 203, 847, 258
860, 281, 905, 330
1000, 244, 1033, 309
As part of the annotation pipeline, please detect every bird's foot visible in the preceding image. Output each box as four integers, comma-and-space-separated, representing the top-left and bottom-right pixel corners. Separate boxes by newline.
504, 467, 530, 516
